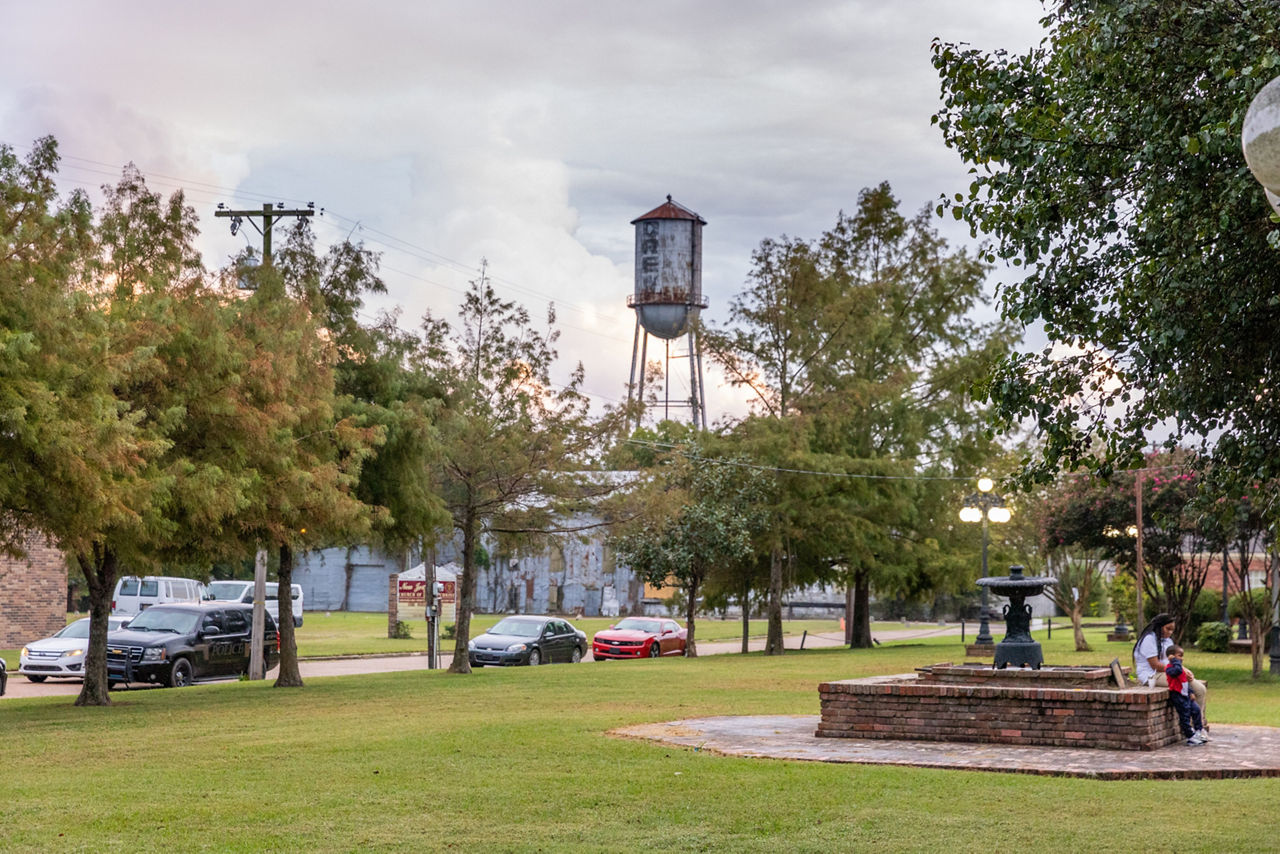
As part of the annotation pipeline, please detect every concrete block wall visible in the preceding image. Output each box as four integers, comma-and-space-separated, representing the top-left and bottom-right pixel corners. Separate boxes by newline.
0, 536, 68, 647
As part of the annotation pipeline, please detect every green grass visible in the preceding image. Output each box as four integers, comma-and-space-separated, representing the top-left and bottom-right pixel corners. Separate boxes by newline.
3, 626, 1280, 852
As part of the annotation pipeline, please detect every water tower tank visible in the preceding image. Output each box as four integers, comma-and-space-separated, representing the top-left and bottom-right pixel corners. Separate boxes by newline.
629, 196, 708, 340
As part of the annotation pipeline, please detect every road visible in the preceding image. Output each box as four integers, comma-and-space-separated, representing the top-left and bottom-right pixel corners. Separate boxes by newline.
2, 622, 965, 700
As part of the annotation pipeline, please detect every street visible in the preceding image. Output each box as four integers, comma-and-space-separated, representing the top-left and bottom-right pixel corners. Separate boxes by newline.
2, 622, 965, 700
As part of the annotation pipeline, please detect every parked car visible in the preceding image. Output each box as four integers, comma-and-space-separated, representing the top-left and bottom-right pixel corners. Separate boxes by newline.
19, 615, 131, 681
592, 617, 687, 660
206, 579, 305, 627
106, 602, 278, 687
1, 656, 6, 696
468, 615, 588, 667
111, 575, 206, 616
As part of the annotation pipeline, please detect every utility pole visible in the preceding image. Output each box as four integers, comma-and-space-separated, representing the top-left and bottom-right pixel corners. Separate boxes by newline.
215, 202, 314, 680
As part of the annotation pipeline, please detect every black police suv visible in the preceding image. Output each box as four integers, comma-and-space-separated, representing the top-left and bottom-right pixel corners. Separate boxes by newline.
107, 602, 278, 687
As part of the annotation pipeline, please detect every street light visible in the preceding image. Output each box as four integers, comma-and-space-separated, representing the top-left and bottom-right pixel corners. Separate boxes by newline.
960, 477, 1010, 646
1243, 77, 1280, 675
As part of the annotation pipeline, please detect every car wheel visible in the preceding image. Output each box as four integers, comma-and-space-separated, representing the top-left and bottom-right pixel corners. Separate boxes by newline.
25, 674, 47, 683
527, 648, 541, 667
571, 647, 582, 664
168, 658, 194, 688
649, 642, 661, 658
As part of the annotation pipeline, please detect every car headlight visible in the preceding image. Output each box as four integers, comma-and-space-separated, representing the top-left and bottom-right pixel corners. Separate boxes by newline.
506, 642, 527, 653
467, 640, 476, 650
61, 648, 84, 658
141, 648, 166, 661
20, 647, 28, 657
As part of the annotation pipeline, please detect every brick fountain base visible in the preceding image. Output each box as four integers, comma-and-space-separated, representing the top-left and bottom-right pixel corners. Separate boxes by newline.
817, 663, 1182, 751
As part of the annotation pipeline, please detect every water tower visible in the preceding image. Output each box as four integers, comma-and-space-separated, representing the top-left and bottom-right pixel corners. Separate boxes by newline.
626, 195, 709, 430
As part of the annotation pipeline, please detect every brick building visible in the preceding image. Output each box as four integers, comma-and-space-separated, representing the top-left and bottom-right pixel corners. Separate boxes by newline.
0, 534, 68, 647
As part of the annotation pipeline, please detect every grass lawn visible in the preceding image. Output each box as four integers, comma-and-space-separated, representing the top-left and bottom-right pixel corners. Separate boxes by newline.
4, 626, 1280, 852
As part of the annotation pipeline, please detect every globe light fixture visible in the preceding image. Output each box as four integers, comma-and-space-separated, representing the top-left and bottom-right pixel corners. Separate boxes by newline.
959, 477, 1011, 646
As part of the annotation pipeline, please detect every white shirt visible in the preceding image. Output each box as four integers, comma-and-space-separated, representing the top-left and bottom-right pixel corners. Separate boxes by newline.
1133, 633, 1172, 685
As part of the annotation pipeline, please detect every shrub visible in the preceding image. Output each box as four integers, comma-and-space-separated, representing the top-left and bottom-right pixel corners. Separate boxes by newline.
1196, 621, 1233, 653
442, 623, 456, 640
391, 620, 413, 640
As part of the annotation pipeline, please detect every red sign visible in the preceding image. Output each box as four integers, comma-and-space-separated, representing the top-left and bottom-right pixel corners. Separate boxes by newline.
398, 579, 426, 605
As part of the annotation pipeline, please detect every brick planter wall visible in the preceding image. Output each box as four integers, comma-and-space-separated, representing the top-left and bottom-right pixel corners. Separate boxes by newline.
817, 672, 1183, 751
0, 535, 68, 647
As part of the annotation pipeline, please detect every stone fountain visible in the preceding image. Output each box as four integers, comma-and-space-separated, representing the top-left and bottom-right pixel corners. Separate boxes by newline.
816, 564, 1182, 751
976, 564, 1053, 670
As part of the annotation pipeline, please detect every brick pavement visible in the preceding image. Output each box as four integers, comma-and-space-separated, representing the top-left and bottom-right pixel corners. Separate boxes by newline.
611, 714, 1280, 779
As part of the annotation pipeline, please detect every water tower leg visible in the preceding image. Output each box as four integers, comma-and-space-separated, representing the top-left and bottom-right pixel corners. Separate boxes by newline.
695, 337, 708, 430
687, 325, 703, 430
638, 331, 649, 428
627, 317, 643, 428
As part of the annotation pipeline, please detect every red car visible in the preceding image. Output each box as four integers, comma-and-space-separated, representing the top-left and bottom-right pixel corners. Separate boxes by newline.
592, 617, 687, 660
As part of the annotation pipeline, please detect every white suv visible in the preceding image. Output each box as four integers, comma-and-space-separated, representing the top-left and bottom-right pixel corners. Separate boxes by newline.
111, 576, 206, 616
206, 580, 304, 627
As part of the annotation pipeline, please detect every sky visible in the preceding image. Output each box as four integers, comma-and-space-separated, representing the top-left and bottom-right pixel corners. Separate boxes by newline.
1, 1, 1048, 425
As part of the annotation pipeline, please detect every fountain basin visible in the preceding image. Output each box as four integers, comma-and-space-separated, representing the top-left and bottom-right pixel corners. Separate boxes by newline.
817, 664, 1182, 751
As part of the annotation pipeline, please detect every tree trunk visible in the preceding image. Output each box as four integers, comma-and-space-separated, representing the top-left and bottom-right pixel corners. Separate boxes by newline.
1070, 605, 1091, 652
844, 585, 855, 645
1251, 615, 1264, 679
274, 543, 304, 687
740, 578, 750, 654
764, 545, 784, 655
75, 544, 117, 707
449, 508, 477, 674
849, 567, 873, 649
685, 577, 699, 657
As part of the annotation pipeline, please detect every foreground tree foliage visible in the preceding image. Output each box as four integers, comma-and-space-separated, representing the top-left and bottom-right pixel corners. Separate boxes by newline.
934, 1, 1280, 488
0, 139, 388, 702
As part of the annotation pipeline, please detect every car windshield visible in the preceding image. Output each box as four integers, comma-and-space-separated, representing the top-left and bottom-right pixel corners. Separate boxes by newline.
489, 618, 544, 638
125, 609, 199, 634
614, 618, 661, 633
207, 582, 250, 600
55, 619, 93, 639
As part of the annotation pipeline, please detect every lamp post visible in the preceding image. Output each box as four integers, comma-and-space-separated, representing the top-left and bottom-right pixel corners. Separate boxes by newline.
960, 477, 1011, 646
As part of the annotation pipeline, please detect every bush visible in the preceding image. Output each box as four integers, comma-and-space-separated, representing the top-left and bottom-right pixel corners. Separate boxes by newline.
1230, 588, 1269, 621
442, 623, 456, 640
1185, 590, 1222, 642
1196, 621, 1233, 653
391, 620, 413, 640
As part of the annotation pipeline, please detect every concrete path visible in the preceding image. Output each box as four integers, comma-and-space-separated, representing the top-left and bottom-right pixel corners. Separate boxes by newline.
612, 715, 1280, 780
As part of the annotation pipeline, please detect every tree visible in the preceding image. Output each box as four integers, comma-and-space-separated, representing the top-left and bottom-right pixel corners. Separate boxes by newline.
418, 264, 601, 674
222, 260, 384, 688
705, 183, 1014, 649
933, 1, 1280, 489
612, 446, 771, 655
275, 221, 450, 642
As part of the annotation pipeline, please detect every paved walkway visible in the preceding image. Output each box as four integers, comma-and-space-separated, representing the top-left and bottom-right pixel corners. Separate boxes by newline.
611, 715, 1280, 780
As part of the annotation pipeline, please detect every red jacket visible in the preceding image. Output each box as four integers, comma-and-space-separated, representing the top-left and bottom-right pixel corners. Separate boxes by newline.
1166, 659, 1193, 697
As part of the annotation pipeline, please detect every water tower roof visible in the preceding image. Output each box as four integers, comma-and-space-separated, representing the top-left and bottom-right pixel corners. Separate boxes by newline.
631, 195, 707, 225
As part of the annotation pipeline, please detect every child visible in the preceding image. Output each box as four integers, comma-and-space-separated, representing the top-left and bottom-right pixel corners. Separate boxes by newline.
1165, 645, 1209, 746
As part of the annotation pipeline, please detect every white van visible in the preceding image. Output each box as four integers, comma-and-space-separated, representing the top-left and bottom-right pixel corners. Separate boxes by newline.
206, 579, 304, 627
111, 576, 206, 616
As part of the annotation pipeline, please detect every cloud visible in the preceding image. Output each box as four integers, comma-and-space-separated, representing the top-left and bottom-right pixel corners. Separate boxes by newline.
1, 0, 1047, 424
